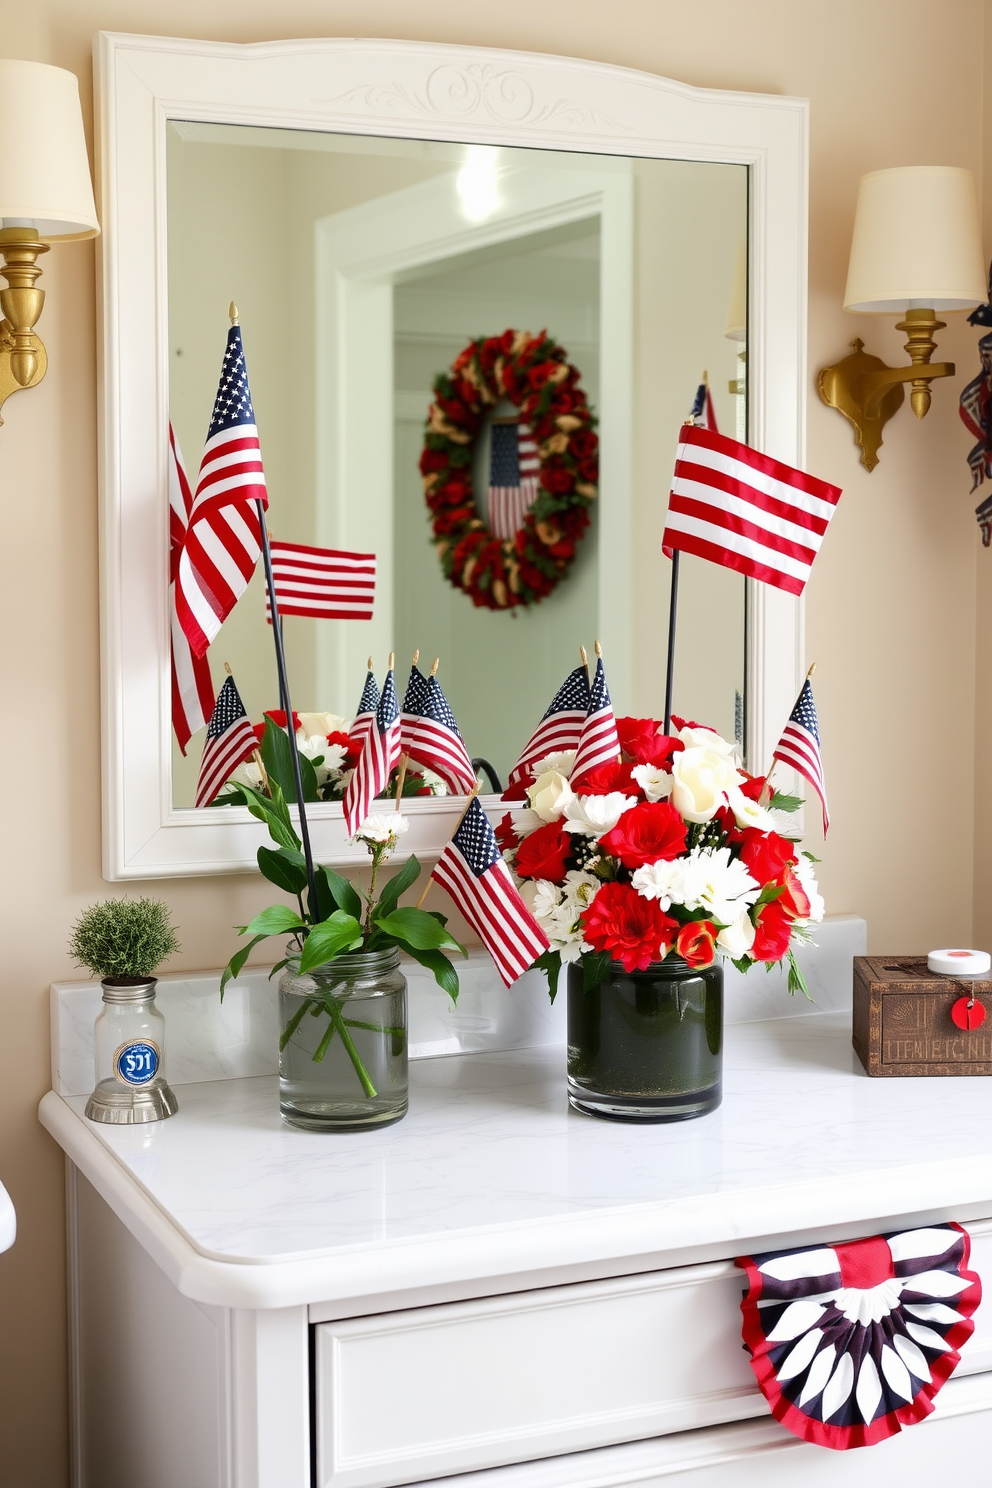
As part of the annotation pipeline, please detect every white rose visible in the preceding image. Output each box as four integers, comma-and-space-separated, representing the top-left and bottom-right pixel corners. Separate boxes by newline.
298, 711, 349, 739
527, 770, 573, 823
677, 724, 739, 758
794, 853, 825, 924
562, 791, 637, 837
632, 763, 674, 803
532, 749, 576, 778
717, 911, 756, 959
669, 746, 745, 823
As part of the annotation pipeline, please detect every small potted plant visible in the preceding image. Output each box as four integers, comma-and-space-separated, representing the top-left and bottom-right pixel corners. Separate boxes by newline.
68, 897, 180, 1124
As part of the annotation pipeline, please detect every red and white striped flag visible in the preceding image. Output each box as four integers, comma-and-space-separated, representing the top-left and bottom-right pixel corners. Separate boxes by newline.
343, 667, 402, 836
174, 324, 267, 659
194, 674, 257, 809
487, 420, 540, 540
432, 797, 549, 987
772, 677, 829, 836
169, 425, 215, 753
401, 665, 477, 795
508, 666, 591, 788
264, 541, 376, 623
570, 654, 621, 784
662, 425, 842, 596
351, 666, 380, 751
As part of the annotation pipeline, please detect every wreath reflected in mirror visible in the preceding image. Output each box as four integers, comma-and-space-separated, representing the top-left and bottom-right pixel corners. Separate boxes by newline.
420, 329, 598, 610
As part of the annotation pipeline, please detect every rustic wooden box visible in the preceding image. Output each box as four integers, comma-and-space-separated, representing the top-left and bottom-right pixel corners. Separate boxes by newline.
853, 955, 992, 1076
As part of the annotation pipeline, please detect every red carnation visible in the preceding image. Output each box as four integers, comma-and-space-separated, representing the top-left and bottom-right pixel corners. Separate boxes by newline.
676, 919, 718, 970
515, 820, 571, 884
326, 730, 361, 769
572, 761, 642, 797
581, 882, 679, 972
262, 710, 300, 733
599, 801, 687, 869
738, 829, 797, 886
751, 899, 794, 962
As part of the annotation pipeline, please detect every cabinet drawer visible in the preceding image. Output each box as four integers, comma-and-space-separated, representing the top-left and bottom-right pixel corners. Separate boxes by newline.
314, 1223, 992, 1488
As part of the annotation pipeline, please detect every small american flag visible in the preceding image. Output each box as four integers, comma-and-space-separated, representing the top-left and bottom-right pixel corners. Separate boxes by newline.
690, 380, 719, 433
487, 419, 540, 540
194, 674, 257, 809
772, 677, 829, 836
508, 666, 591, 787
663, 425, 842, 596
401, 665, 477, 794
343, 667, 402, 835
431, 797, 549, 987
264, 541, 376, 622
570, 655, 621, 783
351, 666, 380, 750
169, 424, 215, 753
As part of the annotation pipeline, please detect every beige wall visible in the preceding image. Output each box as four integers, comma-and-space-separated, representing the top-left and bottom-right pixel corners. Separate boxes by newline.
0, 2, 988, 1481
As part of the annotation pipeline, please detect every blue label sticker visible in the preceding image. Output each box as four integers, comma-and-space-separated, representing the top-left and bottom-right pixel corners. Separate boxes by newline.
115, 1041, 160, 1086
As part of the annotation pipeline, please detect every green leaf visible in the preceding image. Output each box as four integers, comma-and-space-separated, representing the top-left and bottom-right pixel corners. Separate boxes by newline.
259, 717, 319, 803
241, 780, 301, 853
787, 950, 813, 1001
375, 907, 467, 955
582, 950, 612, 991
220, 934, 269, 1000
374, 855, 421, 920
730, 954, 753, 976
298, 912, 364, 973
402, 944, 460, 1003
242, 904, 305, 938
768, 790, 804, 814
317, 865, 363, 922
534, 949, 563, 1003
257, 845, 307, 897
207, 787, 247, 807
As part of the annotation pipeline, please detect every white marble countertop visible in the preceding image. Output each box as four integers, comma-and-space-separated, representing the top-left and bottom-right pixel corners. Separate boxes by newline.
39, 1009, 992, 1313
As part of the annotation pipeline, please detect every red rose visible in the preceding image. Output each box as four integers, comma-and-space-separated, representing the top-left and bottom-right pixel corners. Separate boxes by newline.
751, 899, 794, 962
599, 801, 687, 869
737, 772, 767, 802
262, 709, 300, 733
527, 360, 559, 389
495, 812, 519, 852
515, 820, 571, 883
539, 462, 575, 495
614, 716, 685, 767
569, 429, 598, 459
419, 448, 448, 474
581, 882, 679, 973
676, 919, 718, 969
572, 761, 642, 797
774, 865, 811, 920
738, 829, 797, 886
577, 457, 598, 482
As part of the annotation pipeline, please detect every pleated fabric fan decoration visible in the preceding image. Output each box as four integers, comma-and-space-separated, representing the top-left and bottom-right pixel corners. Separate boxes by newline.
736, 1224, 981, 1450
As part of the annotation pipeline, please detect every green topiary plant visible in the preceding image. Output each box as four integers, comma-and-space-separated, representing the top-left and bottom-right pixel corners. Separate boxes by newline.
68, 898, 180, 983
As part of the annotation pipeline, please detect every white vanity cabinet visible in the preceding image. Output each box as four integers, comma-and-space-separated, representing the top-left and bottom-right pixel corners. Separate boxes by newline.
39, 932, 992, 1488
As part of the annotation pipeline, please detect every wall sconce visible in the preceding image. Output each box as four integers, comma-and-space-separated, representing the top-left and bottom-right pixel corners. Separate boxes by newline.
0, 60, 99, 424
818, 166, 985, 471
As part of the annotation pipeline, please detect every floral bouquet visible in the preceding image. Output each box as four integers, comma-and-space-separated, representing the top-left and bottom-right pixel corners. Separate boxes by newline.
498, 716, 823, 997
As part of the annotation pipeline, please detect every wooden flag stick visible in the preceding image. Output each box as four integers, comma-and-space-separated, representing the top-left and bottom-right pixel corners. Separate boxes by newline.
415, 784, 482, 910
394, 754, 409, 808
412, 648, 420, 666
594, 639, 603, 659
430, 657, 439, 677
579, 644, 589, 679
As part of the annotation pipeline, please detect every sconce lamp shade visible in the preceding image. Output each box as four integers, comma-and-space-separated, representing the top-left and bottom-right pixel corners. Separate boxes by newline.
724, 236, 746, 342
0, 60, 98, 239
844, 166, 983, 313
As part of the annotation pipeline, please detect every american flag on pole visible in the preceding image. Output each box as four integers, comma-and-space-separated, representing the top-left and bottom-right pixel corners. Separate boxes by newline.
690, 379, 718, 433
343, 667, 402, 835
662, 425, 842, 596
194, 674, 257, 809
264, 541, 376, 622
351, 666, 380, 750
507, 666, 591, 788
169, 424, 215, 753
431, 797, 549, 987
487, 419, 540, 540
570, 655, 621, 783
401, 665, 477, 795
174, 324, 267, 658
772, 677, 829, 836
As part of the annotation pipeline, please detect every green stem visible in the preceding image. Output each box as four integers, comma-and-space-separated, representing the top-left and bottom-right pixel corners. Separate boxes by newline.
344, 1018, 404, 1037
312, 1011, 339, 1062
278, 1000, 310, 1051
327, 997, 377, 1098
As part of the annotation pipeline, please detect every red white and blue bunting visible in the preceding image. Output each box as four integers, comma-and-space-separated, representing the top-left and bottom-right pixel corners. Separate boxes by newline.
736, 1224, 981, 1450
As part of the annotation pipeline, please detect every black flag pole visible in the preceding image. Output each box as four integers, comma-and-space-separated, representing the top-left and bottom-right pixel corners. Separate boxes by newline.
663, 549, 680, 736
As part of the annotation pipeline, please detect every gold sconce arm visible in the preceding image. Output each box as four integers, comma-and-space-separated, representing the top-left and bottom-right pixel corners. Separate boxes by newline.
0, 226, 49, 424
817, 308, 953, 473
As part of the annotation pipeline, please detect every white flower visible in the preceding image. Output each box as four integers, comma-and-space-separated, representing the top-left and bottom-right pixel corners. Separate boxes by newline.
510, 807, 544, 837
677, 724, 739, 758
530, 878, 564, 921
297, 711, 349, 739
230, 758, 264, 790
420, 766, 448, 797
631, 858, 684, 910
532, 749, 576, 777
794, 853, 825, 923
727, 787, 777, 832
527, 770, 573, 823
357, 812, 408, 846
632, 763, 674, 803
675, 846, 761, 924
560, 869, 600, 912
562, 790, 637, 837
717, 911, 757, 959
669, 746, 745, 823
524, 872, 597, 963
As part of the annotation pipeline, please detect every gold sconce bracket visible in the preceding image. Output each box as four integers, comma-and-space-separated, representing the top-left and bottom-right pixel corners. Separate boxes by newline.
817, 308, 954, 472
0, 226, 49, 424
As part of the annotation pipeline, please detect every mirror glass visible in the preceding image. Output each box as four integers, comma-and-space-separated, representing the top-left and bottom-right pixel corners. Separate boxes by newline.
167, 122, 747, 807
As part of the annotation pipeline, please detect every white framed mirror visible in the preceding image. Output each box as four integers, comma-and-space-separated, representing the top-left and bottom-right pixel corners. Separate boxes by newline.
96, 33, 807, 878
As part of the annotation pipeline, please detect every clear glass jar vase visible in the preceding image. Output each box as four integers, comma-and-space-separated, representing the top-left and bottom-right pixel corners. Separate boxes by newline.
278, 947, 408, 1131
566, 955, 723, 1122
85, 978, 179, 1124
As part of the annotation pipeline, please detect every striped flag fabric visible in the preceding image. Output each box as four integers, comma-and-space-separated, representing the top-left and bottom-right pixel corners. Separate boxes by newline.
169, 424, 215, 753
343, 667, 402, 835
507, 666, 591, 788
351, 666, 380, 750
771, 677, 829, 836
194, 674, 257, 809
662, 425, 842, 597
174, 323, 267, 659
487, 419, 540, 540
264, 541, 376, 623
690, 379, 718, 433
431, 797, 549, 988
401, 664, 477, 795
570, 655, 621, 783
